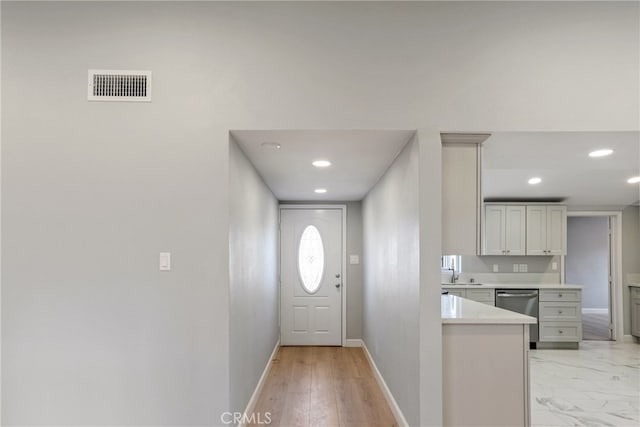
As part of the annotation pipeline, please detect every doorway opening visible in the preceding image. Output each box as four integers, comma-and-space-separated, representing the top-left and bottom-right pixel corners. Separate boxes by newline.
566, 212, 622, 341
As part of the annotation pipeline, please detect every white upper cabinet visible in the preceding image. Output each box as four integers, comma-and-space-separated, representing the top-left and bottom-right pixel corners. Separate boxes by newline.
546, 206, 567, 255
482, 204, 526, 255
525, 205, 547, 255
505, 206, 527, 255
483, 203, 566, 256
442, 136, 487, 255
526, 205, 567, 255
483, 205, 505, 255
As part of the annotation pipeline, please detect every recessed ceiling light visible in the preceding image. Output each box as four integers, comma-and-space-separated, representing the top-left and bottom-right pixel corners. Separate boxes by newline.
628, 176, 640, 184
261, 142, 281, 149
528, 177, 542, 185
312, 160, 331, 168
314, 188, 327, 194
588, 149, 613, 158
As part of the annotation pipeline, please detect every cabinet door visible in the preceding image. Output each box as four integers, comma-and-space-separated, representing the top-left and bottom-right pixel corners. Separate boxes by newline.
505, 206, 526, 255
442, 143, 479, 255
546, 206, 567, 255
526, 205, 547, 255
483, 205, 505, 255
632, 300, 640, 337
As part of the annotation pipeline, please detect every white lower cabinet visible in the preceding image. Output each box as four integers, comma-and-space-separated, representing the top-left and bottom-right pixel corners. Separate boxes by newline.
539, 322, 581, 342
442, 288, 495, 305
631, 287, 640, 338
539, 302, 580, 321
465, 288, 496, 306
445, 289, 466, 298
539, 289, 582, 343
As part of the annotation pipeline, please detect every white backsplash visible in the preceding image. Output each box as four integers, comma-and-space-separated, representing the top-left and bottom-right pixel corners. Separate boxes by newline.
441, 271, 561, 285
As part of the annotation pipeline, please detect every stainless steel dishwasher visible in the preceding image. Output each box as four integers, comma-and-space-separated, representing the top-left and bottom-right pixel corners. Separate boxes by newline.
495, 289, 539, 344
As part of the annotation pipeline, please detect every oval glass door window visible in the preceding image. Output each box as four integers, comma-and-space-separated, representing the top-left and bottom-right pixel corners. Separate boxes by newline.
298, 225, 325, 293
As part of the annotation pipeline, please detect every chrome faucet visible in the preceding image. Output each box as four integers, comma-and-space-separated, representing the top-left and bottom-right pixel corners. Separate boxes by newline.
450, 258, 458, 283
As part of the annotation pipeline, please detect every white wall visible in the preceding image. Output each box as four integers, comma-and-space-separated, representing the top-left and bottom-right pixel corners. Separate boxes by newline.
622, 206, 640, 335
567, 217, 610, 309
2, 1, 637, 425
346, 201, 364, 339
228, 140, 279, 416
363, 138, 421, 426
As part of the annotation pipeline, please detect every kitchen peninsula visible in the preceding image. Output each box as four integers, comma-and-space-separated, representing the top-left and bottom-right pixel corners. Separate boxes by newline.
442, 294, 536, 427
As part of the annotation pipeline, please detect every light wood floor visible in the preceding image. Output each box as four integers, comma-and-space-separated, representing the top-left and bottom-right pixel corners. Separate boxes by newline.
582, 311, 611, 341
249, 346, 399, 427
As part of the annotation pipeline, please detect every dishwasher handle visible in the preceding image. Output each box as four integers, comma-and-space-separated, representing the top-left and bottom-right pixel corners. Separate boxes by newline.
496, 292, 538, 298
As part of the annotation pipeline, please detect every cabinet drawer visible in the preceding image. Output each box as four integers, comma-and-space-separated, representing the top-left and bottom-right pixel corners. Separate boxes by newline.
539, 322, 581, 342
445, 289, 466, 298
465, 289, 495, 303
540, 289, 581, 302
539, 302, 581, 322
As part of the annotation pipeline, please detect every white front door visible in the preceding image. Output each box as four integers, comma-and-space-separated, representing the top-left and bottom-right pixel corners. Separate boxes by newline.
280, 208, 342, 346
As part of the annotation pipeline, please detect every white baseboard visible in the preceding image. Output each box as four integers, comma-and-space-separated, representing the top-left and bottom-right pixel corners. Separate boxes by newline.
344, 338, 363, 347
621, 334, 636, 343
582, 308, 609, 314
361, 341, 409, 427
239, 339, 280, 427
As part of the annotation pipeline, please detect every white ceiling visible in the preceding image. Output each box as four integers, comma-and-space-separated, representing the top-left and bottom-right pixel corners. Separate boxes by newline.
232, 130, 639, 206
231, 130, 415, 201
483, 132, 640, 207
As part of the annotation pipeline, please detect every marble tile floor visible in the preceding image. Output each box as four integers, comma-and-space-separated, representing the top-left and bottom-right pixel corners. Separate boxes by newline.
530, 341, 639, 426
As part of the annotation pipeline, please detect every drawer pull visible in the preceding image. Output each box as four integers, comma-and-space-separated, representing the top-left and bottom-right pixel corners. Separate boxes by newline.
558, 294, 563, 298
559, 330, 563, 334
558, 310, 563, 314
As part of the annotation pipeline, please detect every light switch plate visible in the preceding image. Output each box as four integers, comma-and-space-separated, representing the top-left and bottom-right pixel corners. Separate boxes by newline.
349, 254, 360, 265
513, 264, 519, 272
160, 252, 171, 271
492, 264, 499, 272
552, 262, 558, 271
519, 264, 528, 273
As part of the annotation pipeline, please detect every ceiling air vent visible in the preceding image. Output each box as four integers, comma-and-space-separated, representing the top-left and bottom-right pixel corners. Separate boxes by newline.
88, 70, 152, 102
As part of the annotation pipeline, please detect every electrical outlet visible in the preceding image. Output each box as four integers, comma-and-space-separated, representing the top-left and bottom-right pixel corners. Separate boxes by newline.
552, 262, 558, 271
513, 264, 519, 272
493, 264, 499, 273
519, 264, 528, 273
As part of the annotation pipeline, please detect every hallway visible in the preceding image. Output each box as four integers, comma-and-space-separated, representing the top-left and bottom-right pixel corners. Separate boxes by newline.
249, 346, 398, 427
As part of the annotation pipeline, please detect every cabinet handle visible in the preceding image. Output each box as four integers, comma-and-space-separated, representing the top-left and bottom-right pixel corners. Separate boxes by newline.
559, 330, 563, 334
558, 310, 563, 314
558, 294, 563, 298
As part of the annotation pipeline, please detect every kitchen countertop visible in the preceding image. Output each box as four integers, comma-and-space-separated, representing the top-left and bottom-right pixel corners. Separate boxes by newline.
441, 294, 537, 324
442, 283, 582, 289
